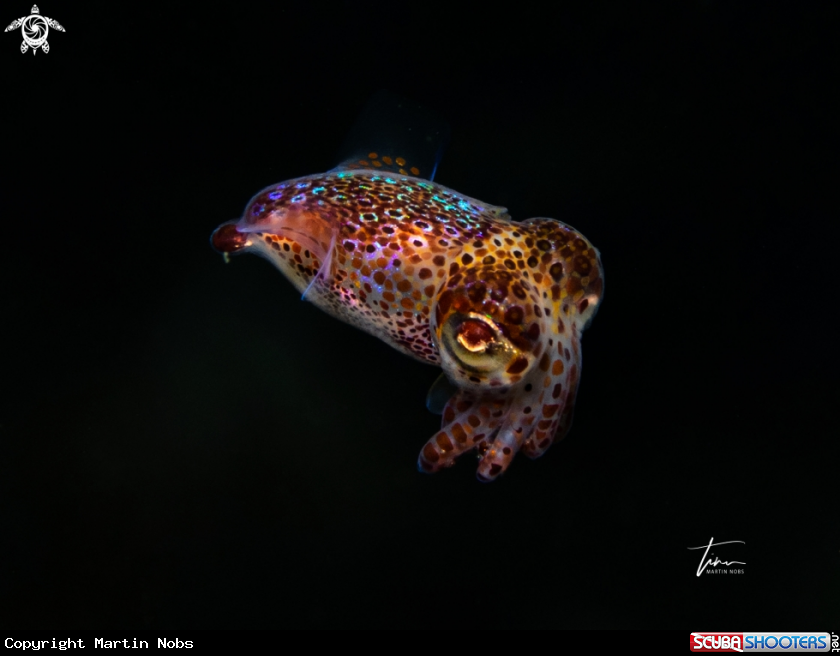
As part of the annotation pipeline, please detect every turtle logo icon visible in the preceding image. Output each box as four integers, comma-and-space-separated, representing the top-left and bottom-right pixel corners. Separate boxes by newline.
5, 5, 64, 55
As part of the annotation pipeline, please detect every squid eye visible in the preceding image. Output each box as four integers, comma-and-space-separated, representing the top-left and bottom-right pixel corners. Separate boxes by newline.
456, 318, 495, 352
440, 312, 516, 373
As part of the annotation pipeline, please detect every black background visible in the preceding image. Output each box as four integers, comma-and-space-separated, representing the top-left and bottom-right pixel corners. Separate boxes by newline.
2, 2, 838, 629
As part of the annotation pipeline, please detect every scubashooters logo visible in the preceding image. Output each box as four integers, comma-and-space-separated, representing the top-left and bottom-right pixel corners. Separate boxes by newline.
4, 5, 64, 54
688, 537, 746, 576
690, 632, 832, 652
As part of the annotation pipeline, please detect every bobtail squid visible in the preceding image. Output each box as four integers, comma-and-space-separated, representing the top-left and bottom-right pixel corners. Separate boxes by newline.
211, 97, 603, 481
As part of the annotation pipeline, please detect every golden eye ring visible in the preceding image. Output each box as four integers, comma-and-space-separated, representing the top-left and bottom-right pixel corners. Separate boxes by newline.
440, 312, 516, 374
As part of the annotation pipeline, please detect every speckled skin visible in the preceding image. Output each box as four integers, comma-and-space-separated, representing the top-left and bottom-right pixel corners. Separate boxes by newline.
212, 167, 603, 481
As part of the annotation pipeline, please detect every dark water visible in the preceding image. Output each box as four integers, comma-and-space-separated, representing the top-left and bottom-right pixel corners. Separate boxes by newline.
3, 4, 837, 629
